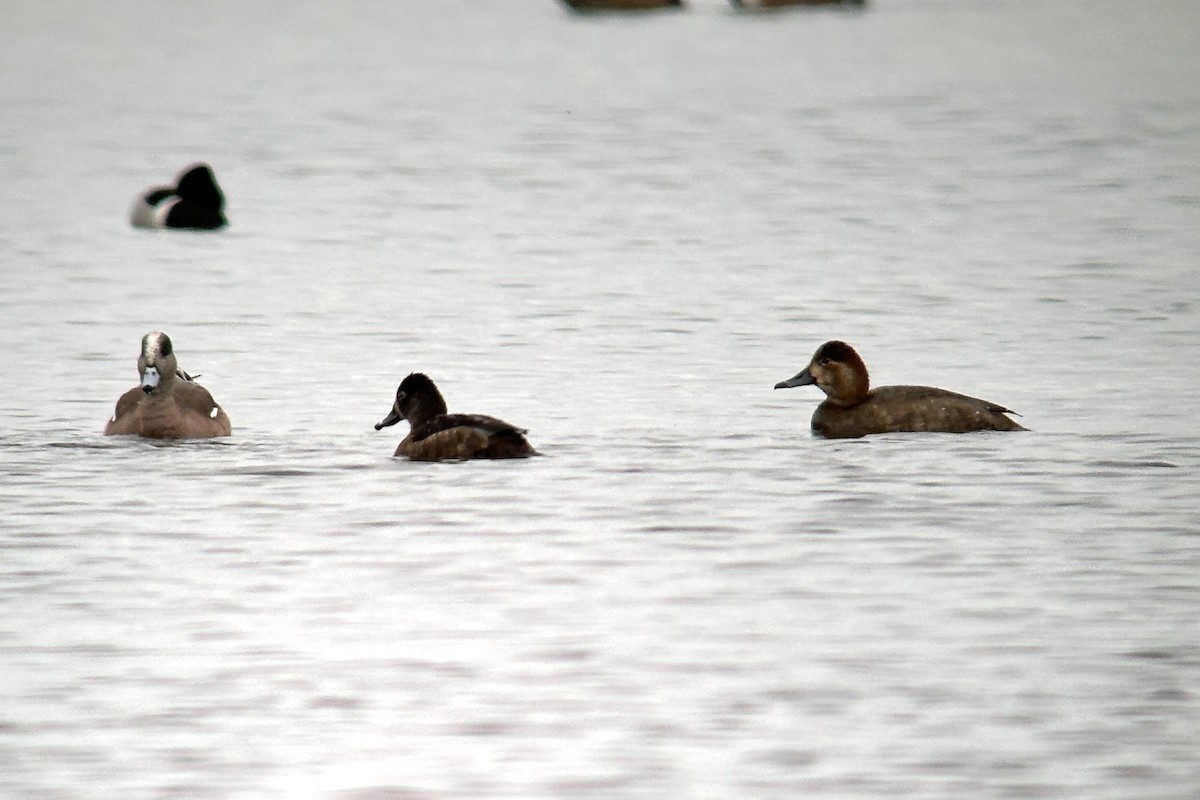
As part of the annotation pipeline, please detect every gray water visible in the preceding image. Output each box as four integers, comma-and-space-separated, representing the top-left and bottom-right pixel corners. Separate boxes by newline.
2, 0, 1199, 797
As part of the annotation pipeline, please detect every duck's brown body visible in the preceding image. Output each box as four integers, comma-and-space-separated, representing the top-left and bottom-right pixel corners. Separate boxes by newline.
775, 341, 1026, 439
396, 413, 538, 461
105, 331, 231, 439
376, 374, 537, 461
106, 382, 231, 439
807, 384, 1025, 439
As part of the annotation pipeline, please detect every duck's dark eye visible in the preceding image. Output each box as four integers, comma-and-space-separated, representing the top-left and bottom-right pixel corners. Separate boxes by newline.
818, 358, 830, 367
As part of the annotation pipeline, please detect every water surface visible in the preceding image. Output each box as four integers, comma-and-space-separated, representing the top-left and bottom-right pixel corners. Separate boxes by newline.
2, 0, 1199, 797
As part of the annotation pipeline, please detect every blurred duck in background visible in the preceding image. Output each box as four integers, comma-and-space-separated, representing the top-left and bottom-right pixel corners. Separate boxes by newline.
129, 163, 227, 230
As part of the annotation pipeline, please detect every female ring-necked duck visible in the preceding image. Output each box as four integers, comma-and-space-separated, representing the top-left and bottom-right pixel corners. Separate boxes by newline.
374, 373, 539, 461
129, 163, 227, 230
559, 0, 683, 11
774, 340, 1027, 438
105, 331, 231, 439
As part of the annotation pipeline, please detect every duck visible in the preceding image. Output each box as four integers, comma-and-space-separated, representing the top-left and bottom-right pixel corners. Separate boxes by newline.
559, 0, 683, 12
104, 331, 232, 439
374, 373, 539, 461
774, 340, 1027, 439
129, 163, 227, 230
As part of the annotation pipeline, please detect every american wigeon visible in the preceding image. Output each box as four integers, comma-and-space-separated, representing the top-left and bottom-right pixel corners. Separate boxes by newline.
129, 163, 227, 230
559, 0, 683, 11
104, 331, 231, 439
374, 373, 539, 461
774, 340, 1027, 438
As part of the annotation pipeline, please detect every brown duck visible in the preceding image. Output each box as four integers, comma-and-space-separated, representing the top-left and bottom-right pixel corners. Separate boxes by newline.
774, 340, 1026, 439
374, 373, 539, 461
105, 331, 231, 439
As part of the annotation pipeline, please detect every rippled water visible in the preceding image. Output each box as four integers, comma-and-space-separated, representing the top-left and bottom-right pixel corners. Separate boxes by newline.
2, 0, 1199, 797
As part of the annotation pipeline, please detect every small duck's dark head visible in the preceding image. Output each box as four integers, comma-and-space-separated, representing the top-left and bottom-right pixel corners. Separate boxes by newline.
374, 372, 449, 431
174, 163, 225, 213
774, 340, 870, 407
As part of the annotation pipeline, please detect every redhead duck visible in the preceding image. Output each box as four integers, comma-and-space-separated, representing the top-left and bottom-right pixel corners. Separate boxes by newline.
105, 331, 231, 439
374, 373, 538, 461
774, 340, 1026, 439
560, 0, 683, 11
129, 163, 226, 230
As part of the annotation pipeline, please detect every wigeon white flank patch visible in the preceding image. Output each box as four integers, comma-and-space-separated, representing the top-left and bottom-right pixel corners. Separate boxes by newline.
210, 407, 219, 419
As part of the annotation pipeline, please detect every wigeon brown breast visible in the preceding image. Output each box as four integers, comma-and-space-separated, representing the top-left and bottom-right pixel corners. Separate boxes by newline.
774, 340, 1027, 439
374, 373, 539, 462
104, 331, 231, 439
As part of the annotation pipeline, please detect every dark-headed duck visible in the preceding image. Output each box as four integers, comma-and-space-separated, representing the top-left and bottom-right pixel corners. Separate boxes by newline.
130, 163, 227, 230
774, 340, 1026, 439
374, 373, 539, 461
105, 331, 231, 439
559, 0, 683, 12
